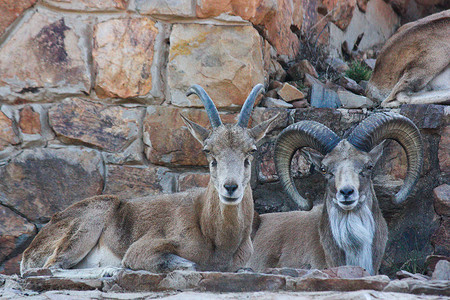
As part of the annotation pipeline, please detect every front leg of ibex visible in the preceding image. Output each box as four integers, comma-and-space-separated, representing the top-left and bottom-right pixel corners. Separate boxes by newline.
122, 235, 197, 273
232, 237, 253, 272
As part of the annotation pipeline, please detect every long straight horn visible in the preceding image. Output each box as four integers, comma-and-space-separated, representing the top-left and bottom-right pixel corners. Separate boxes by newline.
347, 112, 423, 204
186, 85, 222, 128
275, 121, 341, 210
237, 84, 264, 127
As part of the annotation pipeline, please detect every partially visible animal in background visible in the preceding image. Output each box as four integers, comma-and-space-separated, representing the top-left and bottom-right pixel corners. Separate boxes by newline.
367, 10, 450, 107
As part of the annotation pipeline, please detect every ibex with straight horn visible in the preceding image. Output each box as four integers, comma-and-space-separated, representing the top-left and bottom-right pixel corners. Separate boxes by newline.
248, 112, 423, 275
21, 84, 278, 276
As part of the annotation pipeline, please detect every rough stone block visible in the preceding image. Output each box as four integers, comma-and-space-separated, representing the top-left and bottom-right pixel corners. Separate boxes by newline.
49, 98, 141, 153
433, 184, 450, 216
432, 260, 450, 281
24, 276, 102, 292
158, 270, 203, 291
178, 172, 210, 192
0, 206, 35, 269
104, 165, 177, 199
310, 83, 341, 108
262, 97, 293, 108
198, 272, 286, 292
22, 268, 53, 278
18, 106, 40, 135
43, 0, 127, 10
322, 266, 371, 279
288, 276, 390, 292
257, 141, 278, 183
438, 126, 450, 174
143, 106, 238, 166
0, 0, 37, 37
396, 270, 430, 281
322, 0, 356, 30
0, 9, 91, 102
287, 59, 318, 80
0, 110, 20, 150
0, 148, 103, 222
168, 24, 264, 108
114, 270, 164, 292
93, 18, 158, 99
338, 76, 365, 95
278, 83, 305, 102
431, 217, 450, 256
338, 91, 375, 108
400, 104, 445, 129
134, 0, 195, 17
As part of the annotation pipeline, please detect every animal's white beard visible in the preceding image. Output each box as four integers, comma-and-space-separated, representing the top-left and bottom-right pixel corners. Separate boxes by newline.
329, 202, 375, 274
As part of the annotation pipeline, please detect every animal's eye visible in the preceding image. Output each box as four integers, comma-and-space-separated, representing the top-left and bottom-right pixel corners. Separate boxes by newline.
211, 159, 217, 167
203, 149, 210, 154
250, 148, 257, 154
319, 166, 327, 174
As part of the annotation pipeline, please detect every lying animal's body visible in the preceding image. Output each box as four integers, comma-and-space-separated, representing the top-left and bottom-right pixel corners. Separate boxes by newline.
367, 10, 450, 107
248, 113, 423, 275
21, 84, 277, 276
22, 186, 253, 273
250, 207, 326, 271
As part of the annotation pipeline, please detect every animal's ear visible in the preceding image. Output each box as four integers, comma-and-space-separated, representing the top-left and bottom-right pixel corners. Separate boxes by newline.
301, 149, 324, 169
180, 114, 210, 145
369, 140, 386, 164
249, 113, 280, 142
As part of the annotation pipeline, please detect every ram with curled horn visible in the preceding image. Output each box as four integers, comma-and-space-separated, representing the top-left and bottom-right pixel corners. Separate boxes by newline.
248, 112, 423, 275
21, 84, 279, 277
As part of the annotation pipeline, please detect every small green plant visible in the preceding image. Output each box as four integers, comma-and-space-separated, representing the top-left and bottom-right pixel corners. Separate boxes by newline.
345, 61, 372, 82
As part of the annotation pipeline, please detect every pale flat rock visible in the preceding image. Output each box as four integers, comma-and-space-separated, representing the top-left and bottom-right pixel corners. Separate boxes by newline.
0, 9, 91, 102
338, 90, 375, 108
93, 18, 158, 99
43, 0, 127, 11
432, 260, 450, 281
168, 23, 264, 108
278, 83, 305, 102
134, 0, 195, 17
396, 270, 430, 281
262, 97, 293, 108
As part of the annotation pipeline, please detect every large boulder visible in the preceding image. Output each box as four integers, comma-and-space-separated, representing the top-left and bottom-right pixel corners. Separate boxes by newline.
93, 18, 161, 101
167, 24, 264, 108
0, 0, 37, 37
49, 98, 141, 153
0, 206, 36, 274
0, 148, 104, 223
0, 8, 91, 102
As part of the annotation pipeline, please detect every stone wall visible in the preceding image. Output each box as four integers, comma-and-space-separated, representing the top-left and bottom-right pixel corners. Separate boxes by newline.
0, 0, 448, 276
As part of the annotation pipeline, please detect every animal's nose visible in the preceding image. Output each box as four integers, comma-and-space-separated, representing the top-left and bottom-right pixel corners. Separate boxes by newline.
340, 187, 354, 198
224, 184, 238, 195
